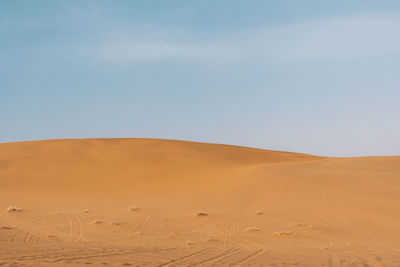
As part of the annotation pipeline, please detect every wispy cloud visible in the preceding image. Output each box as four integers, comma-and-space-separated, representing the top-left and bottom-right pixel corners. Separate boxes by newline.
96, 15, 400, 63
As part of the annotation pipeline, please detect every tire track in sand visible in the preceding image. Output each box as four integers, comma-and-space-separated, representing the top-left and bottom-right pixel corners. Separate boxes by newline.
188, 248, 242, 267
231, 248, 267, 266
157, 248, 209, 267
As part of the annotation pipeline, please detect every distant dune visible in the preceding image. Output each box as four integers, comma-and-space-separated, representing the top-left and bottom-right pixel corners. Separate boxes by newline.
1, 139, 399, 266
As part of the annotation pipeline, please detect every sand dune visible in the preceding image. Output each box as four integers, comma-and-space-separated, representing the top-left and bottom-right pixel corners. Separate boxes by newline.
1, 138, 400, 266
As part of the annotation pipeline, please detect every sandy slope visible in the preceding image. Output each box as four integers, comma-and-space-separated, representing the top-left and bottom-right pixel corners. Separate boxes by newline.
0, 138, 399, 266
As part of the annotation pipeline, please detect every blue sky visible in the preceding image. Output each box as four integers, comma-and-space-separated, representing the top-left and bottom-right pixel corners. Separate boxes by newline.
1, 0, 400, 156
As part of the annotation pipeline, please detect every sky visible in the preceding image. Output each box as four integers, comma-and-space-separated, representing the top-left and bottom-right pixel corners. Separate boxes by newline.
1, 0, 400, 156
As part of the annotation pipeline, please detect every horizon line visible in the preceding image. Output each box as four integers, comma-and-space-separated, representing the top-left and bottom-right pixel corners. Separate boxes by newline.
1, 137, 399, 159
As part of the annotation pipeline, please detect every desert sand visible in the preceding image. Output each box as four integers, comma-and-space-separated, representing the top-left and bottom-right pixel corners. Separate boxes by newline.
0, 138, 399, 266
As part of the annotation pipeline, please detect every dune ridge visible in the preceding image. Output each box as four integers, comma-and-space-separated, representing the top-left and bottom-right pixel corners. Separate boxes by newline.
1, 138, 400, 266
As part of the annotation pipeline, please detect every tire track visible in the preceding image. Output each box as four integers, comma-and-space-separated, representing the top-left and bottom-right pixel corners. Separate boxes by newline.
28, 191, 55, 243
35, 247, 177, 265
65, 213, 84, 243
307, 200, 351, 236
11, 192, 53, 243
188, 248, 242, 266
231, 248, 267, 266
157, 248, 209, 267
150, 168, 270, 249
1, 218, 58, 244
75, 214, 84, 243
222, 167, 271, 249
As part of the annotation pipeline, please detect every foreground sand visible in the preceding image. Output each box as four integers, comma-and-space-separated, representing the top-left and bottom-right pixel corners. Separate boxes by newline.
1, 139, 399, 266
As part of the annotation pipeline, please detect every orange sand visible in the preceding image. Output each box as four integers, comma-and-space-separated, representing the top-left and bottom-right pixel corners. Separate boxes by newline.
0, 138, 399, 266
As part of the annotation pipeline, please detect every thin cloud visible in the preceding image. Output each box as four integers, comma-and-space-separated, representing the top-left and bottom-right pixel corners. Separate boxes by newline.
95, 15, 400, 63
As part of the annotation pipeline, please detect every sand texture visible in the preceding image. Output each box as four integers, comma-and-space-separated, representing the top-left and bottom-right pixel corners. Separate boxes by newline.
1, 138, 400, 266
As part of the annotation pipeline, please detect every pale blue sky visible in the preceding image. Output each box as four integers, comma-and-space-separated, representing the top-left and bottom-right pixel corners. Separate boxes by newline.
1, 0, 399, 156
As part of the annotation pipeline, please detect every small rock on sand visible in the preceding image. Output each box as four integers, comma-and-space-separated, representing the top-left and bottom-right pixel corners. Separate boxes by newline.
6, 206, 22, 213
275, 230, 294, 236
195, 211, 208, 217
128, 206, 139, 212
246, 226, 260, 232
